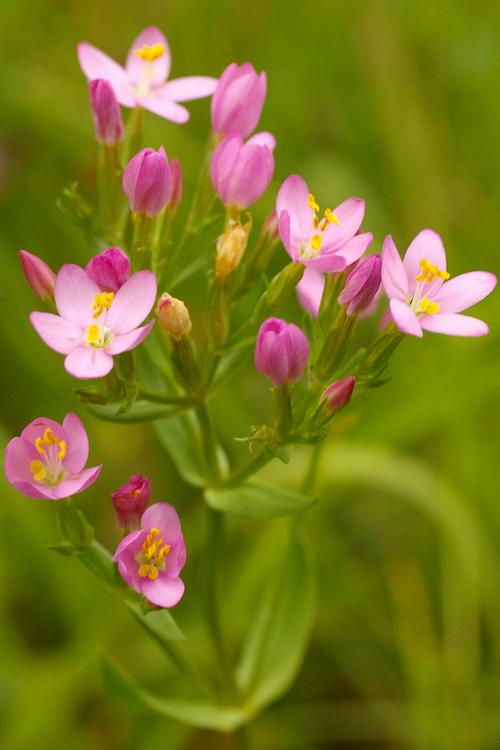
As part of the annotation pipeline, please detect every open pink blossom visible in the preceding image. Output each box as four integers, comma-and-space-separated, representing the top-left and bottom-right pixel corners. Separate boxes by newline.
78, 27, 217, 124
381, 230, 497, 337
30, 264, 157, 379
276, 175, 372, 272
4, 413, 101, 500
113, 502, 186, 608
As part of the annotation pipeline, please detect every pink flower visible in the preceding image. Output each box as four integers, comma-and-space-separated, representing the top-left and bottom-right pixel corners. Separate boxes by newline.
322, 376, 356, 413
19, 250, 56, 302
381, 230, 497, 337
338, 254, 381, 316
276, 175, 373, 272
123, 147, 172, 217
113, 503, 186, 608
88, 79, 124, 145
255, 317, 310, 386
210, 132, 275, 210
111, 475, 150, 530
211, 62, 267, 138
4, 413, 101, 500
78, 26, 217, 124
30, 264, 157, 379
86, 247, 131, 292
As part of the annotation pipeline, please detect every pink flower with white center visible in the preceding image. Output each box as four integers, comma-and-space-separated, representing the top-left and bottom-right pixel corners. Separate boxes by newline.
113, 503, 186, 608
381, 230, 497, 337
77, 27, 217, 124
210, 132, 275, 210
276, 175, 373, 272
211, 62, 267, 138
4, 413, 101, 500
86, 247, 131, 292
30, 264, 157, 379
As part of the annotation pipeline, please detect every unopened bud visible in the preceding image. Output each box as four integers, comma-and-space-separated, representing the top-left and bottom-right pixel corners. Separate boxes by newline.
338, 254, 381, 316
88, 79, 124, 146
86, 247, 130, 292
111, 475, 150, 530
322, 376, 356, 413
19, 250, 56, 302
215, 218, 251, 279
156, 293, 192, 340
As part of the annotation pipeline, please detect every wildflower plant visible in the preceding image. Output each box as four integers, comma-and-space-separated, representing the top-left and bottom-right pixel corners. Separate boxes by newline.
4, 24, 497, 744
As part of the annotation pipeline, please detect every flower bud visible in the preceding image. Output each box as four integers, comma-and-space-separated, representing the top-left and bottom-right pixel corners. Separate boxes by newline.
111, 475, 150, 530
123, 146, 172, 217
210, 132, 275, 210
88, 79, 124, 146
156, 293, 192, 340
211, 62, 267, 138
338, 254, 381, 316
85, 247, 130, 292
216, 218, 251, 279
19, 250, 56, 302
169, 158, 183, 210
322, 376, 356, 413
255, 317, 310, 386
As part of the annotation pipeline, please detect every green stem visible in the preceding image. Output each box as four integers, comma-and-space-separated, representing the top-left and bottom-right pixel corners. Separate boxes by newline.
195, 402, 221, 483
137, 386, 191, 406
131, 212, 153, 268
126, 106, 144, 160
226, 451, 272, 487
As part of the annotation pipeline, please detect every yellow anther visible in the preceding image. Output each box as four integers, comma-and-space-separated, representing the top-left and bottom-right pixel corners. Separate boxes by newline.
416, 258, 450, 283
134, 43, 165, 62
35, 437, 46, 454
30, 460, 47, 482
307, 194, 320, 213
86, 324, 101, 345
92, 292, 114, 319
323, 208, 339, 225
158, 544, 171, 561
148, 566, 159, 580
419, 297, 440, 315
138, 564, 151, 578
57, 441, 66, 461
311, 234, 323, 251
43, 427, 58, 445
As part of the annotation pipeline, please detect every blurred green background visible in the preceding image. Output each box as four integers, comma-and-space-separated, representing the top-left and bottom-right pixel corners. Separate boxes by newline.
0, 0, 499, 748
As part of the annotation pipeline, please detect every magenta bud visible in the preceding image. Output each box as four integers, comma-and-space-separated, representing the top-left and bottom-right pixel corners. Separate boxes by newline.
86, 247, 131, 292
211, 62, 267, 138
338, 254, 382, 316
322, 376, 356, 413
111, 475, 151, 530
122, 146, 172, 217
210, 132, 275, 210
88, 79, 124, 146
255, 317, 310, 386
19, 250, 56, 302
169, 158, 183, 210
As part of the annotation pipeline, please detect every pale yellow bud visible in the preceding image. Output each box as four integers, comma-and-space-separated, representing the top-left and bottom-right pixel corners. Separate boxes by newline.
156, 293, 192, 341
215, 218, 252, 280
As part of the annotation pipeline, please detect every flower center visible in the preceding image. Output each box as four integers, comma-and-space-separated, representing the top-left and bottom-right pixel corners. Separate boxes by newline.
415, 258, 449, 284
410, 257, 449, 316
299, 193, 339, 259
134, 43, 165, 62
136, 527, 171, 581
85, 293, 114, 348
92, 292, 114, 319
29, 427, 68, 485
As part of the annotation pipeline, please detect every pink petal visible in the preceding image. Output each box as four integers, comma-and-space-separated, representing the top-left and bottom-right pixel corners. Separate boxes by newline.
140, 93, 190, 123
276, 175, 314, 247
141, 503, 183, 540
433, 272, 497, 314
62, 413, 89, 474
403, 229, 446, 295
4, 437, 40, 484
106, 270, 157, 334
30, 312, 83, 354
303, 252, 346, 273
64, 347, 114, 379
389, 298, 423, 337
77, 42, 135, 107
247, 131, 276, 151
381, 235, 408, 300
55, 265, 100, 327
113, 529, 145, 562
21, 417, 69, 446
277, 210, 296, 260
10, 479, 58, 500
420, 313, 489, 337
296, 267, 325, 318
107, 321, 154, 354
336, 232, 373, 266
140, 575, 185, 608
321, 198, 365, 251
157, 76, 217, 102
125, 27, 171, 86
53, 465, 102, 499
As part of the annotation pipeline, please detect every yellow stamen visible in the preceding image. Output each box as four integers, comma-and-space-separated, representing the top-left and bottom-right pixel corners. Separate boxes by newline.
35, 437, 46, 454
134, 43, 165, 62
43, 427, 58, 445
30, 460, 47, 481
311, 234, 323, 251
419, 297, 440, 315
57, 441, 66, 461
86, 324, 101, 345
307, 193, 320, 213
138, 564, 151, 578
148, 566, 159, 580
158, 544, 171, 561
92, 292, 114, 319
323, 208, 339, 225
416, 258, 450, 283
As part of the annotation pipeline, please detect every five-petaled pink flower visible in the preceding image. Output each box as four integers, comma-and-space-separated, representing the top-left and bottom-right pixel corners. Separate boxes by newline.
276, 175, 373, 272
30, 264, 157, 379
4, 413, 101, 500
78, 26, 217, 124
113, 502, 186, 608
381, 229, 497, 337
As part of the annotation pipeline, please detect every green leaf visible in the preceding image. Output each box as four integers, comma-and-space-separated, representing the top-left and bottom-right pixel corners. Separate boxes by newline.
155, 412, 205, 487
87, 400, 185, 423
125, 600, 185, 643
237, 533, 316, 711
205, 480, 316, 519
101, 653, 248, 731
